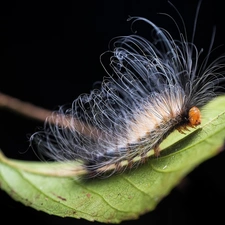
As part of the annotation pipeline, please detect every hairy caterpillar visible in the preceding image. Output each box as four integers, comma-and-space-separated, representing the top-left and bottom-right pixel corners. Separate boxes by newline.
31, 1, 225, 178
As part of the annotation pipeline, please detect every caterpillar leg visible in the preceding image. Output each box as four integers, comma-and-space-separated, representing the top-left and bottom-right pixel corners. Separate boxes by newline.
177, 123, 197, 134
153, 145, 160, 157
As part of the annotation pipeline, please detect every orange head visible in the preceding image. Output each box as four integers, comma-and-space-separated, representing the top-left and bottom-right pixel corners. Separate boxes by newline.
188, 106, 201, 126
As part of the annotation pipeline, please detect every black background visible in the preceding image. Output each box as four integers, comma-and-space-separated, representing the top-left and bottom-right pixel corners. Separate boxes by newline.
1, 0, 225, 224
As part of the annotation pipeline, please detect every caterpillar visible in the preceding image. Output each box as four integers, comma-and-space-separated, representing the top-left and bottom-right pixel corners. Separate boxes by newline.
30, 1, 225, 178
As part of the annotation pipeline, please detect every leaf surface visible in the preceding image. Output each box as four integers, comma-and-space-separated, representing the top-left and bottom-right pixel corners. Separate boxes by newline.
0, 96, 225, 223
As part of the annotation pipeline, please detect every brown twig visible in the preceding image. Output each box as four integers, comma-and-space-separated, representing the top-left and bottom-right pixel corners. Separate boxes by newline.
0, 92, 51, 121
0, 92, 100, 138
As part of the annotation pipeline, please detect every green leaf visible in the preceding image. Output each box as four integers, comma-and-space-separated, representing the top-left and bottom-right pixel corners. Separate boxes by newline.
1, 96, 225, 223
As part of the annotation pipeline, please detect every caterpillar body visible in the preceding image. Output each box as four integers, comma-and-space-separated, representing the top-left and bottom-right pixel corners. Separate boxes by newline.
31, 1, 225, 177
